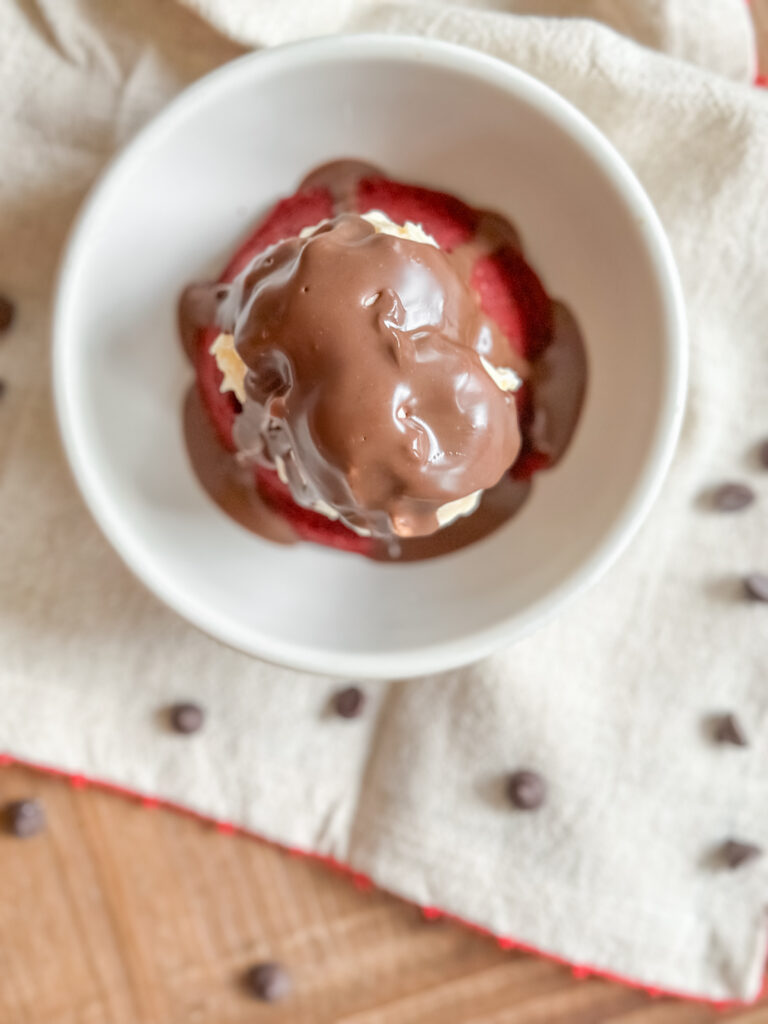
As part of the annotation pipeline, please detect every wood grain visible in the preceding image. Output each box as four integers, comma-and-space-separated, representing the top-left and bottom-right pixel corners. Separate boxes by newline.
0, 766, 765, 1024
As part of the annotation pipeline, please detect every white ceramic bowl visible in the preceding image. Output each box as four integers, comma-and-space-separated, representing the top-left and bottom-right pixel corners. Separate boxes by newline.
54, 35, 686, 679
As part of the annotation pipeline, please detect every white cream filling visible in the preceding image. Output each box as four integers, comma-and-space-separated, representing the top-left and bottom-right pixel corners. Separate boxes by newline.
210, 331, 245, 403
300, 209, 439, 248
210, 211, 521, 534
480, 355, 521, 394
435, 489, 483, 527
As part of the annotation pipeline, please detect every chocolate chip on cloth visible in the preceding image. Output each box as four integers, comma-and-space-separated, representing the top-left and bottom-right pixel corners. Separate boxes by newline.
4, 799, 46, 838
0, 294, 14, 334
744, 573, 768, 602
712, 713, 748, 747
169, 701, 205, 734
720, 839, 763, 870
758, 438, 768, 470
332, 685, 365, 719
506, 769, 547, 810
710, 482, 755, 511
244, 962, 292, 1002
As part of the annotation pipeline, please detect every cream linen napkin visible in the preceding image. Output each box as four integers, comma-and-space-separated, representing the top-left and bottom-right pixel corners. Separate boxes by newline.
2, 0, 768, 1004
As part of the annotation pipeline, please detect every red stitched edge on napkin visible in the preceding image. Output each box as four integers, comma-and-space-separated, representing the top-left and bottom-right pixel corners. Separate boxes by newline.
0, 752, 764, 1008
745, 0, 767, 84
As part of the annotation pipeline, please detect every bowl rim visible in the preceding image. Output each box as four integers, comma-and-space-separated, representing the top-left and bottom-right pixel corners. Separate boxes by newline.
53, 33, 688, 679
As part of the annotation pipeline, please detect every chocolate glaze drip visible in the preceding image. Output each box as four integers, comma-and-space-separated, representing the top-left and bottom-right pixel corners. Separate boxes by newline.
384, 472, 532, 562
300, 159, 379, 212
528, 301, 586, 463
183, 389, 296, 545
180, 160, 587, 560
178, 283, 227, 361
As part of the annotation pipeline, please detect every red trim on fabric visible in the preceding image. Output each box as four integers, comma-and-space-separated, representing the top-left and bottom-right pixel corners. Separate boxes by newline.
1, 753, 762, 1009
745, 0, 766, 84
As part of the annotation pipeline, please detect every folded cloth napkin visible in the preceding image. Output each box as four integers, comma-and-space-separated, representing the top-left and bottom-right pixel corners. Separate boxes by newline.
1, 0, 767, 1004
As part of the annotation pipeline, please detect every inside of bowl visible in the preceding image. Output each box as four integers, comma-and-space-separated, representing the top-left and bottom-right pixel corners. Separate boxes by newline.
59, 41, 682, 675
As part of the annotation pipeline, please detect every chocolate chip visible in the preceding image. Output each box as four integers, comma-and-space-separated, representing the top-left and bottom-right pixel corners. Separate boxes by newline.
244, 962, 292, 1002
711, 482, 755, 512
506, 769, 547, 810
759, 439, 768, 470
0, 379, 6, 400
4, 799, 46, 838
744, 573, 768, 602
333, 685, 365, 719
169, 702, 205, 734
713, 713, 748, 747
721, 839, 762, 869
0, 294, 14, 333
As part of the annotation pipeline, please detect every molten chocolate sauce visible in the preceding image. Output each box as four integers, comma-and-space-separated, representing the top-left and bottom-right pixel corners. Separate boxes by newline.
180, 160, 587, 560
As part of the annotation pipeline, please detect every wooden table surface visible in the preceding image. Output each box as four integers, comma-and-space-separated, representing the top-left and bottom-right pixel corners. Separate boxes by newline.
1, 765, 765, 1024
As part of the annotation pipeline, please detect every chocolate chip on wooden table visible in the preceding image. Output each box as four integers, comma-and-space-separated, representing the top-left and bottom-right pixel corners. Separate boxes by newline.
710, 482, 755, 511
332, 685, 365, 719
4, 799, 46, 838
506, 769, 547, 810
244, 962, 292, 1002
0, 379, 6, 400
169, 701, 205, 734
744, 573, 768, 602
713, 713, 748, 747
0, 294, 14, 334
720, 839, 763, 869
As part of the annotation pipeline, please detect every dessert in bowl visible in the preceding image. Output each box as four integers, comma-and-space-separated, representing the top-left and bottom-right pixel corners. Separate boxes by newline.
53, 36, 686, 678
180, 159, 587, 561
